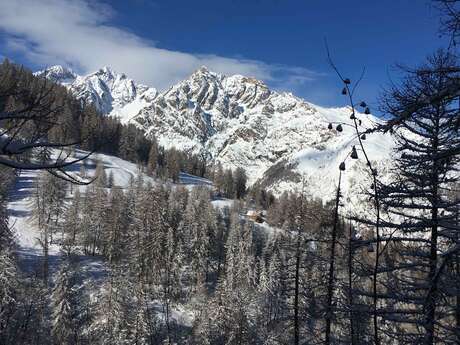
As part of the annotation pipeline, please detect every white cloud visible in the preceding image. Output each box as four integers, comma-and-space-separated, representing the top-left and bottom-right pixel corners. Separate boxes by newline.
0, 0, 319, 90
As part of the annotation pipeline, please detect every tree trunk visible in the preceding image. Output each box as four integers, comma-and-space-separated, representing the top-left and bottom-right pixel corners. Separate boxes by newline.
43, 227, 49, 286
325, 171, 342, 345
294, 231, 301, 345
348, 221, 356, 345
456, 206, 460, 345
424, 117, 440, 345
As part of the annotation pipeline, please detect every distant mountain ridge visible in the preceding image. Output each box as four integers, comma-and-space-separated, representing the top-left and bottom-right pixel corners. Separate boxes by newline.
35, 65, 394, 201
35, 65, 158, 120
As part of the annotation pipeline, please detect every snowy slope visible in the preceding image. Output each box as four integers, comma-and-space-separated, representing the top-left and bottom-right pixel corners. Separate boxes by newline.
36, 65, 395, 200
35, 66, 158, 123
128, 67, 395, 200
8, 151, 211, 266
259, 105, 395, 201
8, 151, 147, 256
7, 152, 210, 328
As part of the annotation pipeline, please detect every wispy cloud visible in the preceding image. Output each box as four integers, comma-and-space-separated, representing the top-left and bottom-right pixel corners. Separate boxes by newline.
0, 0, 319, 90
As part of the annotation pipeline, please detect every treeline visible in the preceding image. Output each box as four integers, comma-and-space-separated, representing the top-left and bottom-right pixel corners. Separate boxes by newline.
145, 145, 248, 199
210, 163, 248, 199
145, 144, 207, 183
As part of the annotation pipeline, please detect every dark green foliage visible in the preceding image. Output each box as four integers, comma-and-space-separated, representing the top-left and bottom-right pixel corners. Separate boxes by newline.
233, 167, 247, 199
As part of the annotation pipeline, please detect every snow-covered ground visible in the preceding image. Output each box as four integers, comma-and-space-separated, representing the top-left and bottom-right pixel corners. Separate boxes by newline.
7, 150, 214, 329
211, 198, 234, 209
9, 185, 104, 293
8, 150, 214, 261
179, 172, 212, 187
8, 164, 108, 280
8, 150, 151, 246
9, 170, 53, 252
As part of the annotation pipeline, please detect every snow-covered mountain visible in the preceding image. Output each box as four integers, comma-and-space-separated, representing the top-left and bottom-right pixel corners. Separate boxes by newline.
36, 65, 77, 85
35, 66, 158, 122
36, 65, 395, 201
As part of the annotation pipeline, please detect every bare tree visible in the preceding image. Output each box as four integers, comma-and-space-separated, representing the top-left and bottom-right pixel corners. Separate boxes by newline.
435, 0, 460, 46
0, 61, 91, 183
325, 42, 384, 345
376, 50, 460, 344
324, 168, 343, 345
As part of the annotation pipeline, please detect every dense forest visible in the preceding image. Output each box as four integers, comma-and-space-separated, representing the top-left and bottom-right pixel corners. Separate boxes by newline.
0, 1, 459, 345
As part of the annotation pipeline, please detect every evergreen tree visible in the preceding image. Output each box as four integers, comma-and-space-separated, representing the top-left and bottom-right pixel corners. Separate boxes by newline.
165, 148, 181, 183
146, 139, 159, 176
80, 180, 108, 256
128, 285, 154, 345
61, 189, 81, 252
51, 259, 78, 345
223, 169, 234, 198
181, 187, 218, 291
213, 163, 225, 196
104, 187, 130, 263
0, 247, 18, 338
89, 268, 132, 345
233, 167, 247, 199
30, 172, 66, 284
256, 235, 288, 345
107, 170, 114, 188
371, 50, 460, 344
217, 215, 257, 344
94, 160, 107, 188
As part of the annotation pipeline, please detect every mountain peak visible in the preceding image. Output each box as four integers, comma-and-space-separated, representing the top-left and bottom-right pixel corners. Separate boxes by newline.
34, 65, 77, 84
35, 66, 156, 116
196, 65, 209, 73
47, 65, 73, 73
34, 63, 392, 199
92, 66, 117, 79
190, 65, 219, 79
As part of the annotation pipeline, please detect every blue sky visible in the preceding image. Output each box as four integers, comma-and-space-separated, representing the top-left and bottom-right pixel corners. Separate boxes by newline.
0, 0, 449, 107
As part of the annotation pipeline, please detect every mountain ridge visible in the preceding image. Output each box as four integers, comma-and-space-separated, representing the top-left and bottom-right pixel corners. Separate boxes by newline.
35, 64, 394, 200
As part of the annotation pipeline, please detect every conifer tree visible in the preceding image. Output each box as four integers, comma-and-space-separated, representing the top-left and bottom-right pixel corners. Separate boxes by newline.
61, 189, 81, 251
256, 234, 288, 345
233, 167, 247, 199
223, 169, 234, 198
207, 214, 257, 345
371, 50, 460, 344
89, 267, 132, 345
104, 187, 129, 263
146, 140, 159, 176
94, 160, 107, 188
0, 247, 18, 337
107, 170, 114, 188
165, 148, 181, 183
80, 174, 108, 255
51, 259, 78, 345
213, 163, 225, 196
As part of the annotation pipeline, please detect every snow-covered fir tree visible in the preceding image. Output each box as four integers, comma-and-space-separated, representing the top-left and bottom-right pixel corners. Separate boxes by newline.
51, 258, 78, 345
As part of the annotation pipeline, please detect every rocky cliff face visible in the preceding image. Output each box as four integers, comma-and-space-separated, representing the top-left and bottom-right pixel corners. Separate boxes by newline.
36, 65, 394, 201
